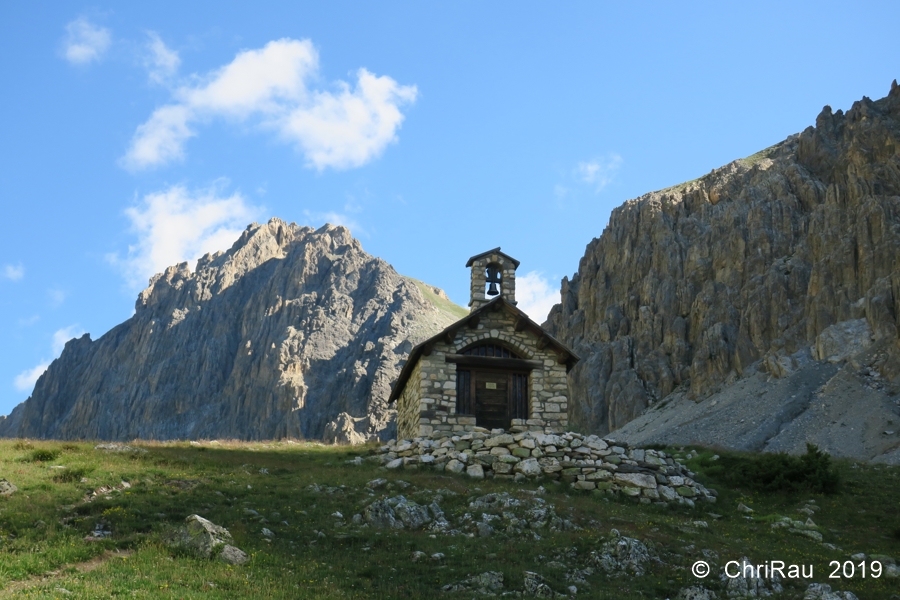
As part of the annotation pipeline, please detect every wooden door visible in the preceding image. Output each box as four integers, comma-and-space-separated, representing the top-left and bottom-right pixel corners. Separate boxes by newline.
475, 371, 509, 430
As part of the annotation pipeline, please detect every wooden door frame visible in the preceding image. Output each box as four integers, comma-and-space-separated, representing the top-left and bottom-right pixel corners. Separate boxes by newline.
465, 367, 528, 429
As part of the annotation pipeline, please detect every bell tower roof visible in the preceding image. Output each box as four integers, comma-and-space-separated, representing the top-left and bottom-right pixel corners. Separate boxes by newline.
466, 247, 520, 269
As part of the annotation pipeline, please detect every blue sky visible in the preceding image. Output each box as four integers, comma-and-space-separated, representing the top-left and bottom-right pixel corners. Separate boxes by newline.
1, 2, 898, 417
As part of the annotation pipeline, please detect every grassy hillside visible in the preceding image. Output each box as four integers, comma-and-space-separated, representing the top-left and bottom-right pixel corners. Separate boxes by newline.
408, 278, 469, 321
0, 440, 898, 599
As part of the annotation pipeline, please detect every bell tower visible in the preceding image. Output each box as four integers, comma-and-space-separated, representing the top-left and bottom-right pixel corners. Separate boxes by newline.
465, 247, 520, 311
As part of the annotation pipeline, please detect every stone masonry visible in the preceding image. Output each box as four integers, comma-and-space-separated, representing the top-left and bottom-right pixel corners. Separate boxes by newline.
376, 429, 717, 506
396, 304, 571, 439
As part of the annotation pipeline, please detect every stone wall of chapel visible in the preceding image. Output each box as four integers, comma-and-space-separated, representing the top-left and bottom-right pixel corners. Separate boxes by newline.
397, 308, 569, 440
396, 360, 423, 440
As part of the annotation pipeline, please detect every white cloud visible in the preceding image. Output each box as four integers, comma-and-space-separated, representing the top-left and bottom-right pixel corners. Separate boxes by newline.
280, 68, 418, 170
52, 325, 85, 355
124, 104, 194, 168
122, 38, 417, 171
144, 31, 180, 85
13, 325, 85, 393
108, 183, 262, 289
3, 263, 24, 281
516, 271, 560, 324
14, 363, 49, 392
576, 153, 623, 192
304, 211, 364, 236
62, 18, 111, 65
48, 289, 67, 307
303, 201, 365, 236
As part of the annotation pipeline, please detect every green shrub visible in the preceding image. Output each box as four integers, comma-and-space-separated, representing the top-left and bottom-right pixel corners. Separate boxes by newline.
702, 444, 840, 494
51, 466, 92, 483
28, 449, 61, 462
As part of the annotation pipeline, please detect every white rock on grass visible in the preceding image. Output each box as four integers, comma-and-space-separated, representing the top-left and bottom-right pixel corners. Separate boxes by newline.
676, 586, 717, 600
166, 515, 248, 565
804, 583, 859, 600
590, 530, 658, 577
0, 479, 17, 497
523, 571, 558, 596
441, 572, 504, 594
720, 557, 782, 597
219, 545, 249, 566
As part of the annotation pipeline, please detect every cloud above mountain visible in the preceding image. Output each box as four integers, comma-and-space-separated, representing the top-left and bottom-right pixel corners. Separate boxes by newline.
122, 38, 417, 171
107, 183, 262, 290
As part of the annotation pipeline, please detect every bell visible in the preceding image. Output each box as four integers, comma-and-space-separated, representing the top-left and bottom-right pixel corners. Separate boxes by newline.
485, 264, 501, 296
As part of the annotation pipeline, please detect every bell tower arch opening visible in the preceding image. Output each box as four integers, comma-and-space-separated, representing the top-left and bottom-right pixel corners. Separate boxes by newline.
466, 247, 520, 311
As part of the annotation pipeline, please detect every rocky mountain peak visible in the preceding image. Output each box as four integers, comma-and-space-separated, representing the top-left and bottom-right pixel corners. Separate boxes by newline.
546, 81, 900, 459
1, 221, 463, 441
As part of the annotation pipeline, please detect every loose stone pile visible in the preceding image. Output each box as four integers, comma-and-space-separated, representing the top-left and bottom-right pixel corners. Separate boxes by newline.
376, 430, 716, 506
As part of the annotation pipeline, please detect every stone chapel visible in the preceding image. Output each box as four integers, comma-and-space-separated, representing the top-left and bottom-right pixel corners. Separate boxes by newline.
390, 248, 579, 439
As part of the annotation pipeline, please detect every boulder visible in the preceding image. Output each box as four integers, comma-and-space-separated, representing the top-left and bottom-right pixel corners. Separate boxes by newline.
441, 571, 504, 594
720, 557, 783, 598
803, 583, 859, 600
676, 587, 717, 600
364, 499, 403, 529
323, 412, 369, 445
590, 530, 658, 576
0, 478, 17, 497
814, 319, 874, 363
166, 515, 248, 565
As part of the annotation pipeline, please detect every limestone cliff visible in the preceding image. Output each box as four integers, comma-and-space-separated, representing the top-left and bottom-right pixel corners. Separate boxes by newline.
0, 220, 466, 441
546, 81, 900, 438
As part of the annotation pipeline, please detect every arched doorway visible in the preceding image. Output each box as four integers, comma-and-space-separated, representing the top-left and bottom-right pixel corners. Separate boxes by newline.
454, 342, 529, 430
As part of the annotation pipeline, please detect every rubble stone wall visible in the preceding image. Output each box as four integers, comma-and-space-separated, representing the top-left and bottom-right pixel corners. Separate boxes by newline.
377, 429, 716, 506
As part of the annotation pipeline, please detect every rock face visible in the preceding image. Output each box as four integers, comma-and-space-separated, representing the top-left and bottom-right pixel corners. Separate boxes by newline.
0, 220, 465, 441
546, 81, 900, 438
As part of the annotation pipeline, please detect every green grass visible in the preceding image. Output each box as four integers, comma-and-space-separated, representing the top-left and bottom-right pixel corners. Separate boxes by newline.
736, 142, 781, 169
408, 278, 469, 320
1, 439, 898, 599
653, 140, 783, 197
702, 444, 841, 495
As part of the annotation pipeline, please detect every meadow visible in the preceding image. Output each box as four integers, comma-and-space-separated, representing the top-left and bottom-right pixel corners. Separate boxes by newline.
1, 439, 898, 599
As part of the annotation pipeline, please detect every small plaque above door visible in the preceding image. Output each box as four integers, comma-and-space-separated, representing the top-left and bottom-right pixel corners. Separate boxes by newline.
484, 382, 497, 389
